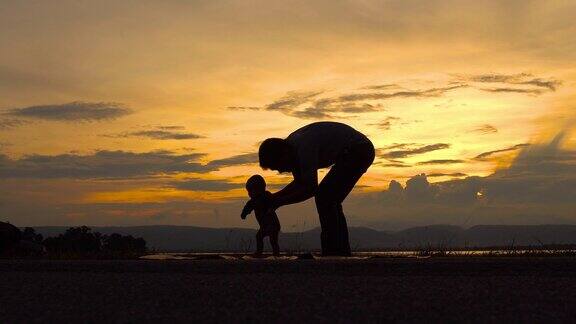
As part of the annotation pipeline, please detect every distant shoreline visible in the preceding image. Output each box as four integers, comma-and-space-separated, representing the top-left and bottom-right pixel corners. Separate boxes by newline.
28, 224, 576, 252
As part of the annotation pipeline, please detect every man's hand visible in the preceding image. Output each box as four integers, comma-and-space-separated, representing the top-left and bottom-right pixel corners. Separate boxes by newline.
270, 180, 315, 209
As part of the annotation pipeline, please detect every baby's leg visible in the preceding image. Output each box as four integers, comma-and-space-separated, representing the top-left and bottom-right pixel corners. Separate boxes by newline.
270, 231, 280, 256
255, 230, 264, 255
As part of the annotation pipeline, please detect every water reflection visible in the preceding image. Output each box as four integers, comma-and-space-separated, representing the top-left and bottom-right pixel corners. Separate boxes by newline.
140, 249, 576, 260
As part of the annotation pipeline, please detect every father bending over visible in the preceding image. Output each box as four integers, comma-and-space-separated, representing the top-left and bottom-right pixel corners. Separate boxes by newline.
258, 122, 375, 256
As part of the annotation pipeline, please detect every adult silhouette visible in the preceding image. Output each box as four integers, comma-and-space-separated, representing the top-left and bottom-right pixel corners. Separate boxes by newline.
258, 122, 375, 256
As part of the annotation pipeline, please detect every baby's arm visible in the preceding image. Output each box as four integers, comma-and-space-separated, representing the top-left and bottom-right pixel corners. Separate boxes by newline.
240, 199, 254, 219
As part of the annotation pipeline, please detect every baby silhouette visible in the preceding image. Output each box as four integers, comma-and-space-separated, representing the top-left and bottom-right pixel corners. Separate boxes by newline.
240, 175, 281, 256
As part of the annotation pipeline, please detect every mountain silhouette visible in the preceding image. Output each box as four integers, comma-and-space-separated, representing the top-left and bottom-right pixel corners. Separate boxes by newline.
31, 224, 576, 252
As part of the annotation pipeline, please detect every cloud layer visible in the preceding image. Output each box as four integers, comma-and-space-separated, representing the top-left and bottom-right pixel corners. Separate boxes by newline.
206, 153, 259, 168
458, 73, 561, 95
126, 130, 203, 140
228, 73, 562, 120
4, 102, 133, 122
472, 124, 498, 134
104, 125, 203, 140
381, 132, 576, 207
172, 178, 243, 192
0, 150, 209, 179
0, 118, 28, 130
0, 150, 264, 180
474, 144, 530, 161
379, 143, 450, 159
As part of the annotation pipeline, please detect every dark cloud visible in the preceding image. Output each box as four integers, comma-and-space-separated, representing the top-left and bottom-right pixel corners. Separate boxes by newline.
233, 83, 466, 120
172, 178, 243, 192
267, 94, 383, 119
113, 130, 203, 140
427, 172, 467, 178
0, 150, 210, 179
458, 73, 561, 94
498, 132, 575, 177
229, 75, 561, 120
465, 73, 530, 83
381, 173, 480, 206
359, 84, 400, 91
378, 162, 412, 168
370, 116, 401, 130
388, 180, 404, 194
379, 143, 450, 159
405, 174, 437, 203
435, 176, 483, 205
265, 91, 324, 111
223, 71, 556, 126
206, 153, 258, 168
480, 87, 544, 95
291, 101, 383, 119
381, 143, 418, 150
337, 85, 467, 103
0, 118, 28, 130
103, 125, 203, 140
474, 143, 530, 161
307, 85, 464, 119
4, 101, 132, 122
334, 103, 380, 113
472, 124, 498, 134
478, 133, 576, 204
156, 125, 186, 130
226, 106, 261, 111
517, 78, 562, 91
483, 176, 576, 205
0, 149, 262, 179
291, 107, 335, 119
380, 131, 576, 207
129, 130, 203, 140
416, 159, 465, 165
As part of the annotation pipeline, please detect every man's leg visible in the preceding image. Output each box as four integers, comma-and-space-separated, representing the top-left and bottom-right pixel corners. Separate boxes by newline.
316, 171, 361, 256
316, 170, 362, 256
315, 141, 375, 256
315, 188, 340, 256
336, 204, 351, 256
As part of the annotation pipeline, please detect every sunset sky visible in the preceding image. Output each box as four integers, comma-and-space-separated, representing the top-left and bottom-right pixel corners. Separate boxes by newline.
1, 0, 575, 230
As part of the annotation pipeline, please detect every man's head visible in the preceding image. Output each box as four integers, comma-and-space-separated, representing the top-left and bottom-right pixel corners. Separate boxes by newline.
246, 174, 266, 198
259, 138, 294, 173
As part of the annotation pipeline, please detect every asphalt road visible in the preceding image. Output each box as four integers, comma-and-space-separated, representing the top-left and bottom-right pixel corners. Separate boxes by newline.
1, 257, 576, 323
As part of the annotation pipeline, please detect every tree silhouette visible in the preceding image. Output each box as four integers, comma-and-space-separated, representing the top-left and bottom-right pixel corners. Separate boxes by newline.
103, 233, 147, 254
44, 226, 102, 253
0, 221, 22, 253
22, 227, 43, 243
43, 226, 147, 256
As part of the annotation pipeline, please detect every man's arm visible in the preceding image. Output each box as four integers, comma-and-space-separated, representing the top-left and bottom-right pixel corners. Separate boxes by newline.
270, 143, 318, 209
271, 180, 298, 198
271, 180, 316, 209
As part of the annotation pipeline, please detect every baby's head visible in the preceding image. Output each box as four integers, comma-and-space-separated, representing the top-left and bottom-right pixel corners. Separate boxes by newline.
246, 175, 266, 199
